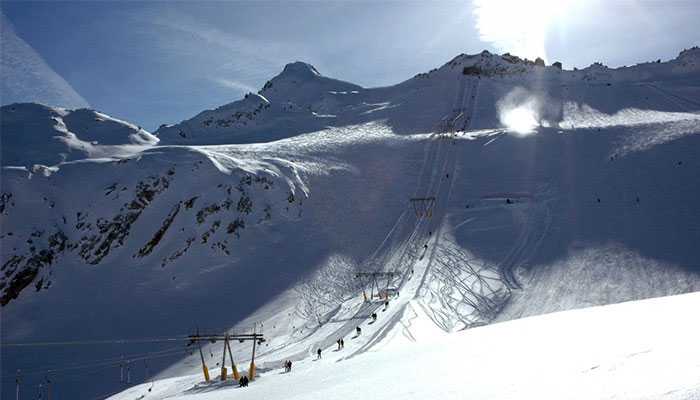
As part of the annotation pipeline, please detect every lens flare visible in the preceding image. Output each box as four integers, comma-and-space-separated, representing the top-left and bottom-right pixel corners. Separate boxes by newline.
501, 104, 539, 135
497, 87, 541, 135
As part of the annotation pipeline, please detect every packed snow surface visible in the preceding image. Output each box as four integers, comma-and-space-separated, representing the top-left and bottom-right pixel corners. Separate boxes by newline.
109, 292, 700, 400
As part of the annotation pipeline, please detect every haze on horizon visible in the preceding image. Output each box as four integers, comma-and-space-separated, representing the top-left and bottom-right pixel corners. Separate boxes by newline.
1, 0, 699, 130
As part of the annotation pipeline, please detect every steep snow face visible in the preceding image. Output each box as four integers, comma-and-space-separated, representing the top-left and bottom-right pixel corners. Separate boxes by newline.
155, 62, 363, 145
1, 103, 158, 166
0, 142, 318, 306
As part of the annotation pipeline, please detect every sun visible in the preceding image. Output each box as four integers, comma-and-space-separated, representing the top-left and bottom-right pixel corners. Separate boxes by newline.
473, 0, 576, 62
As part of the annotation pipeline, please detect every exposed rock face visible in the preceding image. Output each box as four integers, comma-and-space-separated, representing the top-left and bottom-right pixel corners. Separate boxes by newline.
0, 153, 305, 306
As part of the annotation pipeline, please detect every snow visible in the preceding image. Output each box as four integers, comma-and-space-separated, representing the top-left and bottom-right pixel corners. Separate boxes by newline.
2, 48, 700, 400
109, 292, 700, 400
0, 103, 158, 166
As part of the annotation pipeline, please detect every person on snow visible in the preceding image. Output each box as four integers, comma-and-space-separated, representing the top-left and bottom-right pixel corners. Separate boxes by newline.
340, 338, 345, 349
317, 348, 322, 359
356, 326, 362, 336
384, 300, 389, 311
337, 339, 342, 350
371, 312, 377, 322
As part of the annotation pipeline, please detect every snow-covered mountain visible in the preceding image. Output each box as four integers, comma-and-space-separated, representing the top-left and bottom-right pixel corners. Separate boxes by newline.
1, 103, 158, 167
155, 48, 700, 145
2, 48, 700, 400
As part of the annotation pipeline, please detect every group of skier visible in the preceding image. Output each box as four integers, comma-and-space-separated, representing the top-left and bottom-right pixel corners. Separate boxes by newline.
306, 300, 396, 376
316, 337, 345, 360
309, 299, 394, 369
238, 375, 249, 387
283, 359, 293, 372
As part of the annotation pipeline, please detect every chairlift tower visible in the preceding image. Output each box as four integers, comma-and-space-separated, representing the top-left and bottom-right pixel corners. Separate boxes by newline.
187, 331, 265, 383
355, 271, 398, 300
410, 197, 436, 218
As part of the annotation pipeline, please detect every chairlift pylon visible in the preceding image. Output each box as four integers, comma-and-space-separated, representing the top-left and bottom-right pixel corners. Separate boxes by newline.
410, 197, 436, 218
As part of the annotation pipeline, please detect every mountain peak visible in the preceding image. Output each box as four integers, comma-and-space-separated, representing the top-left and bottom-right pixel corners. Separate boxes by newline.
677, 46, 700, 61
280, 61, 321, 79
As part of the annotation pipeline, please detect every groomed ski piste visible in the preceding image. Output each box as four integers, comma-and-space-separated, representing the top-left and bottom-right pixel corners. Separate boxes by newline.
2, 48, 700, 399
110, 292, 700, 400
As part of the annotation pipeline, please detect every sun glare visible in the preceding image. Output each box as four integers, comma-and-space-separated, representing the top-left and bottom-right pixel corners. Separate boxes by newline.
473, 0, 575, 61
501, 105, 539, 135
496, 87, 542, 135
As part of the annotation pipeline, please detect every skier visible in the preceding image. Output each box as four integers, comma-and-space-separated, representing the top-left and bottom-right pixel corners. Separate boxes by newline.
317, 348, 322, 359
356, 326, 362, 336
337, 339, 342, 350
371, 312, 377, 322
383, 300, 389, 311
340, 339, 345, 349
287, 360, 293, 372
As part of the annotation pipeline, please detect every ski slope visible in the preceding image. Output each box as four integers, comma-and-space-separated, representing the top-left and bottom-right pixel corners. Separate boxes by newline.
2, 48, 700, 400
110, 292, 700, 400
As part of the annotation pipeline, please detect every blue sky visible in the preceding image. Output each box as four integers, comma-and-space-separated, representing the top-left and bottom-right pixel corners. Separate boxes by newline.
1, 0, 699, 131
